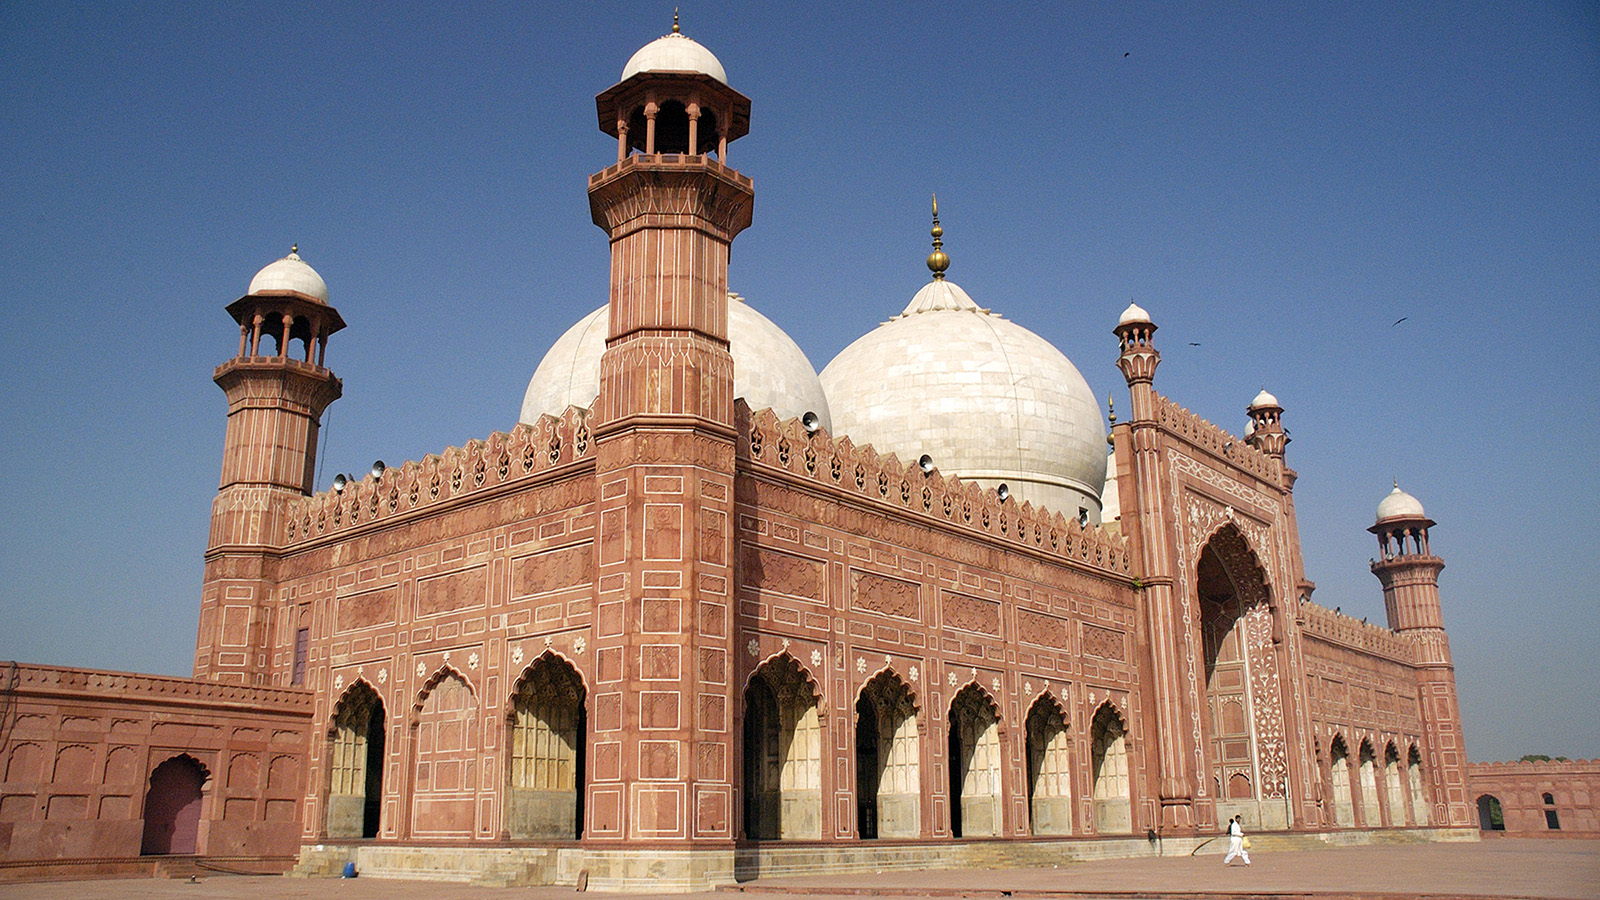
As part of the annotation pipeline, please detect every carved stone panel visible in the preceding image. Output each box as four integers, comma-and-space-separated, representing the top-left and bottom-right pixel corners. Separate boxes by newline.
850, 571, 921, 622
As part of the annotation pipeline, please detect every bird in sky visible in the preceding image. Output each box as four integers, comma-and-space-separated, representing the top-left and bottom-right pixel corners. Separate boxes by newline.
1124, 52, 1131, 57
1188, 342, 1201, 346
1393, 316, 1408, 326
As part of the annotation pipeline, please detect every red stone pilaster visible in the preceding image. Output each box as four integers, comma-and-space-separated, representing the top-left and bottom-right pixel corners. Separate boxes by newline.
1114, 313, 1197, 831
197, 297, 342, 685
584, 147, 753, 844
1371, 516, 1472, 826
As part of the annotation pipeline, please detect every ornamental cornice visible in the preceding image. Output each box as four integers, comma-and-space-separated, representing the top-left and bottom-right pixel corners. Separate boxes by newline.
0, 662, 313, 713
281, 407, 596, 550
1156, 394, 1276, 483
735, 404, 1133, 582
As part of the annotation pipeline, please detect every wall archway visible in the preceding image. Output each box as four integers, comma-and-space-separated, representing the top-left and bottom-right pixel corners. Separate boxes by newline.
855, 669, 919, 839
327, 680, 385, 838
947, 684, 1001, 838
1089, 702, 1130, 833
507, 653, 586, 839
140, 754, 207, 855
743, 652, 821, 840
1024, 693, 1072, 835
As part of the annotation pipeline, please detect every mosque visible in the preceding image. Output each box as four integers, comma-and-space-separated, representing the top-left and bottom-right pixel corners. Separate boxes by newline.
1, 22, 1519, 891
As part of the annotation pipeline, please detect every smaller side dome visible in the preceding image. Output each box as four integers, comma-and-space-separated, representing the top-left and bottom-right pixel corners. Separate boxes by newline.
1118, 302, 1152, 326
1250, 388, 1280, 409
621, 32, 728, 84
1376, 484, 1426, 522
248, 247, 328, 303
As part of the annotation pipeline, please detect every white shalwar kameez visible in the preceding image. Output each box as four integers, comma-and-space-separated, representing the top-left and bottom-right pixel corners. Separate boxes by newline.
1223, 818, 1251, 865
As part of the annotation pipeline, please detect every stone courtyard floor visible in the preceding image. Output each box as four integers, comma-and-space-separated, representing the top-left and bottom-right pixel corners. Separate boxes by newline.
0, 838, 1594, 900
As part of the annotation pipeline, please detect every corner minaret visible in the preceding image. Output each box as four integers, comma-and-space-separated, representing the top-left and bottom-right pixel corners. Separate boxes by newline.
197, 247, 343, 683
1368, 485, 1472, 826
1112, 303, 1199, 831
1245, 389, 1288, 459
583, 22, 752, 851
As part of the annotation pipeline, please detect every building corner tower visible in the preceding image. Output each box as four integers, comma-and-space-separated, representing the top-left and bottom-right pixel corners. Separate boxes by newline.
582, 20, 754, 858
196, 248, 343, 684
1369, 485, 1471, 826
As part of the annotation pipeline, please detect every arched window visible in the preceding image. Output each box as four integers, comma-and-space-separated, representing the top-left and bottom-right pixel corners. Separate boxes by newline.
1476, 794, 1505, 831
948, 685, 1001, 838
1357, 740, 1382, 826
1329, 736, 1354, 827
1384, 743, 1407, 826
141, 755, 206, 855
1025, 695, 1072, 835
1407, 746, 1429, 826
327, 681, 384, 838
855, 670, 919, 839
743, 654, 821, 840
1543, 793, 1561, 830
1089, 703, 1131, 833
507, 655, 586, 839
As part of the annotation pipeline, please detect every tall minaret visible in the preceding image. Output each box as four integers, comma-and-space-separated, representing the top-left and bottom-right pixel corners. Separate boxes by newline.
583, 19, 753, 845
1369, 485, 1471, 826
196, 247, 343, 683
1113, 303, 1198, 831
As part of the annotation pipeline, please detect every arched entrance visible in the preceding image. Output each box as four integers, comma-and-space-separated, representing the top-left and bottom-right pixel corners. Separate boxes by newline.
1089, 703, 1130, 833
1024, 694, 1072, 835
743, 654, 821, 839
1476, 794, 1505, 831
508, 654, 586, 839
1195, 523, 1288, 827
1329, 735, 1354, 827
855, 670, 919, 839
1407, 745, 1430, 826
327, 681, 385, 838
947, 684, 1000, 837
1384, 742, 1407, 825
141, 754, 206, 855
1358, 739, 1382, 826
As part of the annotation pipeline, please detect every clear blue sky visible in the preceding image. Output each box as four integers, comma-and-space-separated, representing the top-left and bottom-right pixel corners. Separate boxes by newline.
1, 2, 1595, 763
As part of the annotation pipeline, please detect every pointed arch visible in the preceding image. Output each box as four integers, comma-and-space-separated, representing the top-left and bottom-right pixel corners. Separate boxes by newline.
141, 753, 207, 855
327, 680, 385, 838
1089, 701, 1131, 833
948, 683, 1001, 837
410, 666, 479, 838
854, 668, 919, 839
1407, 744, 1430, 826
1383, 741, 1407, 825
506, 652, 586, 839
1476, 793, 1505, 831
1357, 738, 1382, 826
1025, 693, 1072, 835
412, 663, 477, 722
743, 652, 822, 839
1329, 733, 1354, 827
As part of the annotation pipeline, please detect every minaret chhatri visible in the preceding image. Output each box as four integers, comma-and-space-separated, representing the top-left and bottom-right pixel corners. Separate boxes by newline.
198, 247, 344, 683
1369, 484, 1471, 826
584, 18, 753, 844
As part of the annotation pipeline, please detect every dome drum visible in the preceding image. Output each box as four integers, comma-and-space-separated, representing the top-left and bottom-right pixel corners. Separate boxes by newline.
596, 72, 750, 159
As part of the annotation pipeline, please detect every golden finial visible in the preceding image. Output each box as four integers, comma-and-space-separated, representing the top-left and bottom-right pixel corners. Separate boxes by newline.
1107, 395, 1116, 444
290, 243, 298, 255
927, 193, 949, 280
672, 7, 680, 33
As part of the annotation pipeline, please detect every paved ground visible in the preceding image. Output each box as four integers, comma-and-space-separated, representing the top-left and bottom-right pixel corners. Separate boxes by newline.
1, 839, 1595, 900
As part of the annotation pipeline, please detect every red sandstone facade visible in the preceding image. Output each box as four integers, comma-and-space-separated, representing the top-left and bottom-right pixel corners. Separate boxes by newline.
1468, 759, 1600, 835
0, 26, 1531, 891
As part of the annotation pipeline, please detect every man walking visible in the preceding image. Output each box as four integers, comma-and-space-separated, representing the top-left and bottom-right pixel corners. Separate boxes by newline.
1223, 815, 1252, 866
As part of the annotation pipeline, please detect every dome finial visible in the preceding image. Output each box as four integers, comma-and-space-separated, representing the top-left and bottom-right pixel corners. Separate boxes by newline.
672, 6, 680, 33
927, 193, 949, 280
290, 243, 298, 255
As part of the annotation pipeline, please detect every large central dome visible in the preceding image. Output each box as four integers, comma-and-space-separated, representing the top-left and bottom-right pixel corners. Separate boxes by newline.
819, 275, 1105, 522
521, 293, 831, 430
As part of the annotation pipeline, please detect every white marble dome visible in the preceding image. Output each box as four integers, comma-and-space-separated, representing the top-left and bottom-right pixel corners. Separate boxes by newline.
621, 32, 727, 84
520, 293, 830, 429
248, 248, 327, 302
1376, 484, 1427, 522
1250, 388, 1280, 409
819, 278, 1106, 522
1118, 301, 1152, 326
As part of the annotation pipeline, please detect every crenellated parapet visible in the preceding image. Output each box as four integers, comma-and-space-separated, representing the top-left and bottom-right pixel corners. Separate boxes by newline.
282, 406, 595, 548
1, 661, 313, 712
1155, 394, 1276, 482
737, 404, 1132, 579
1298, 598, 1414, 663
